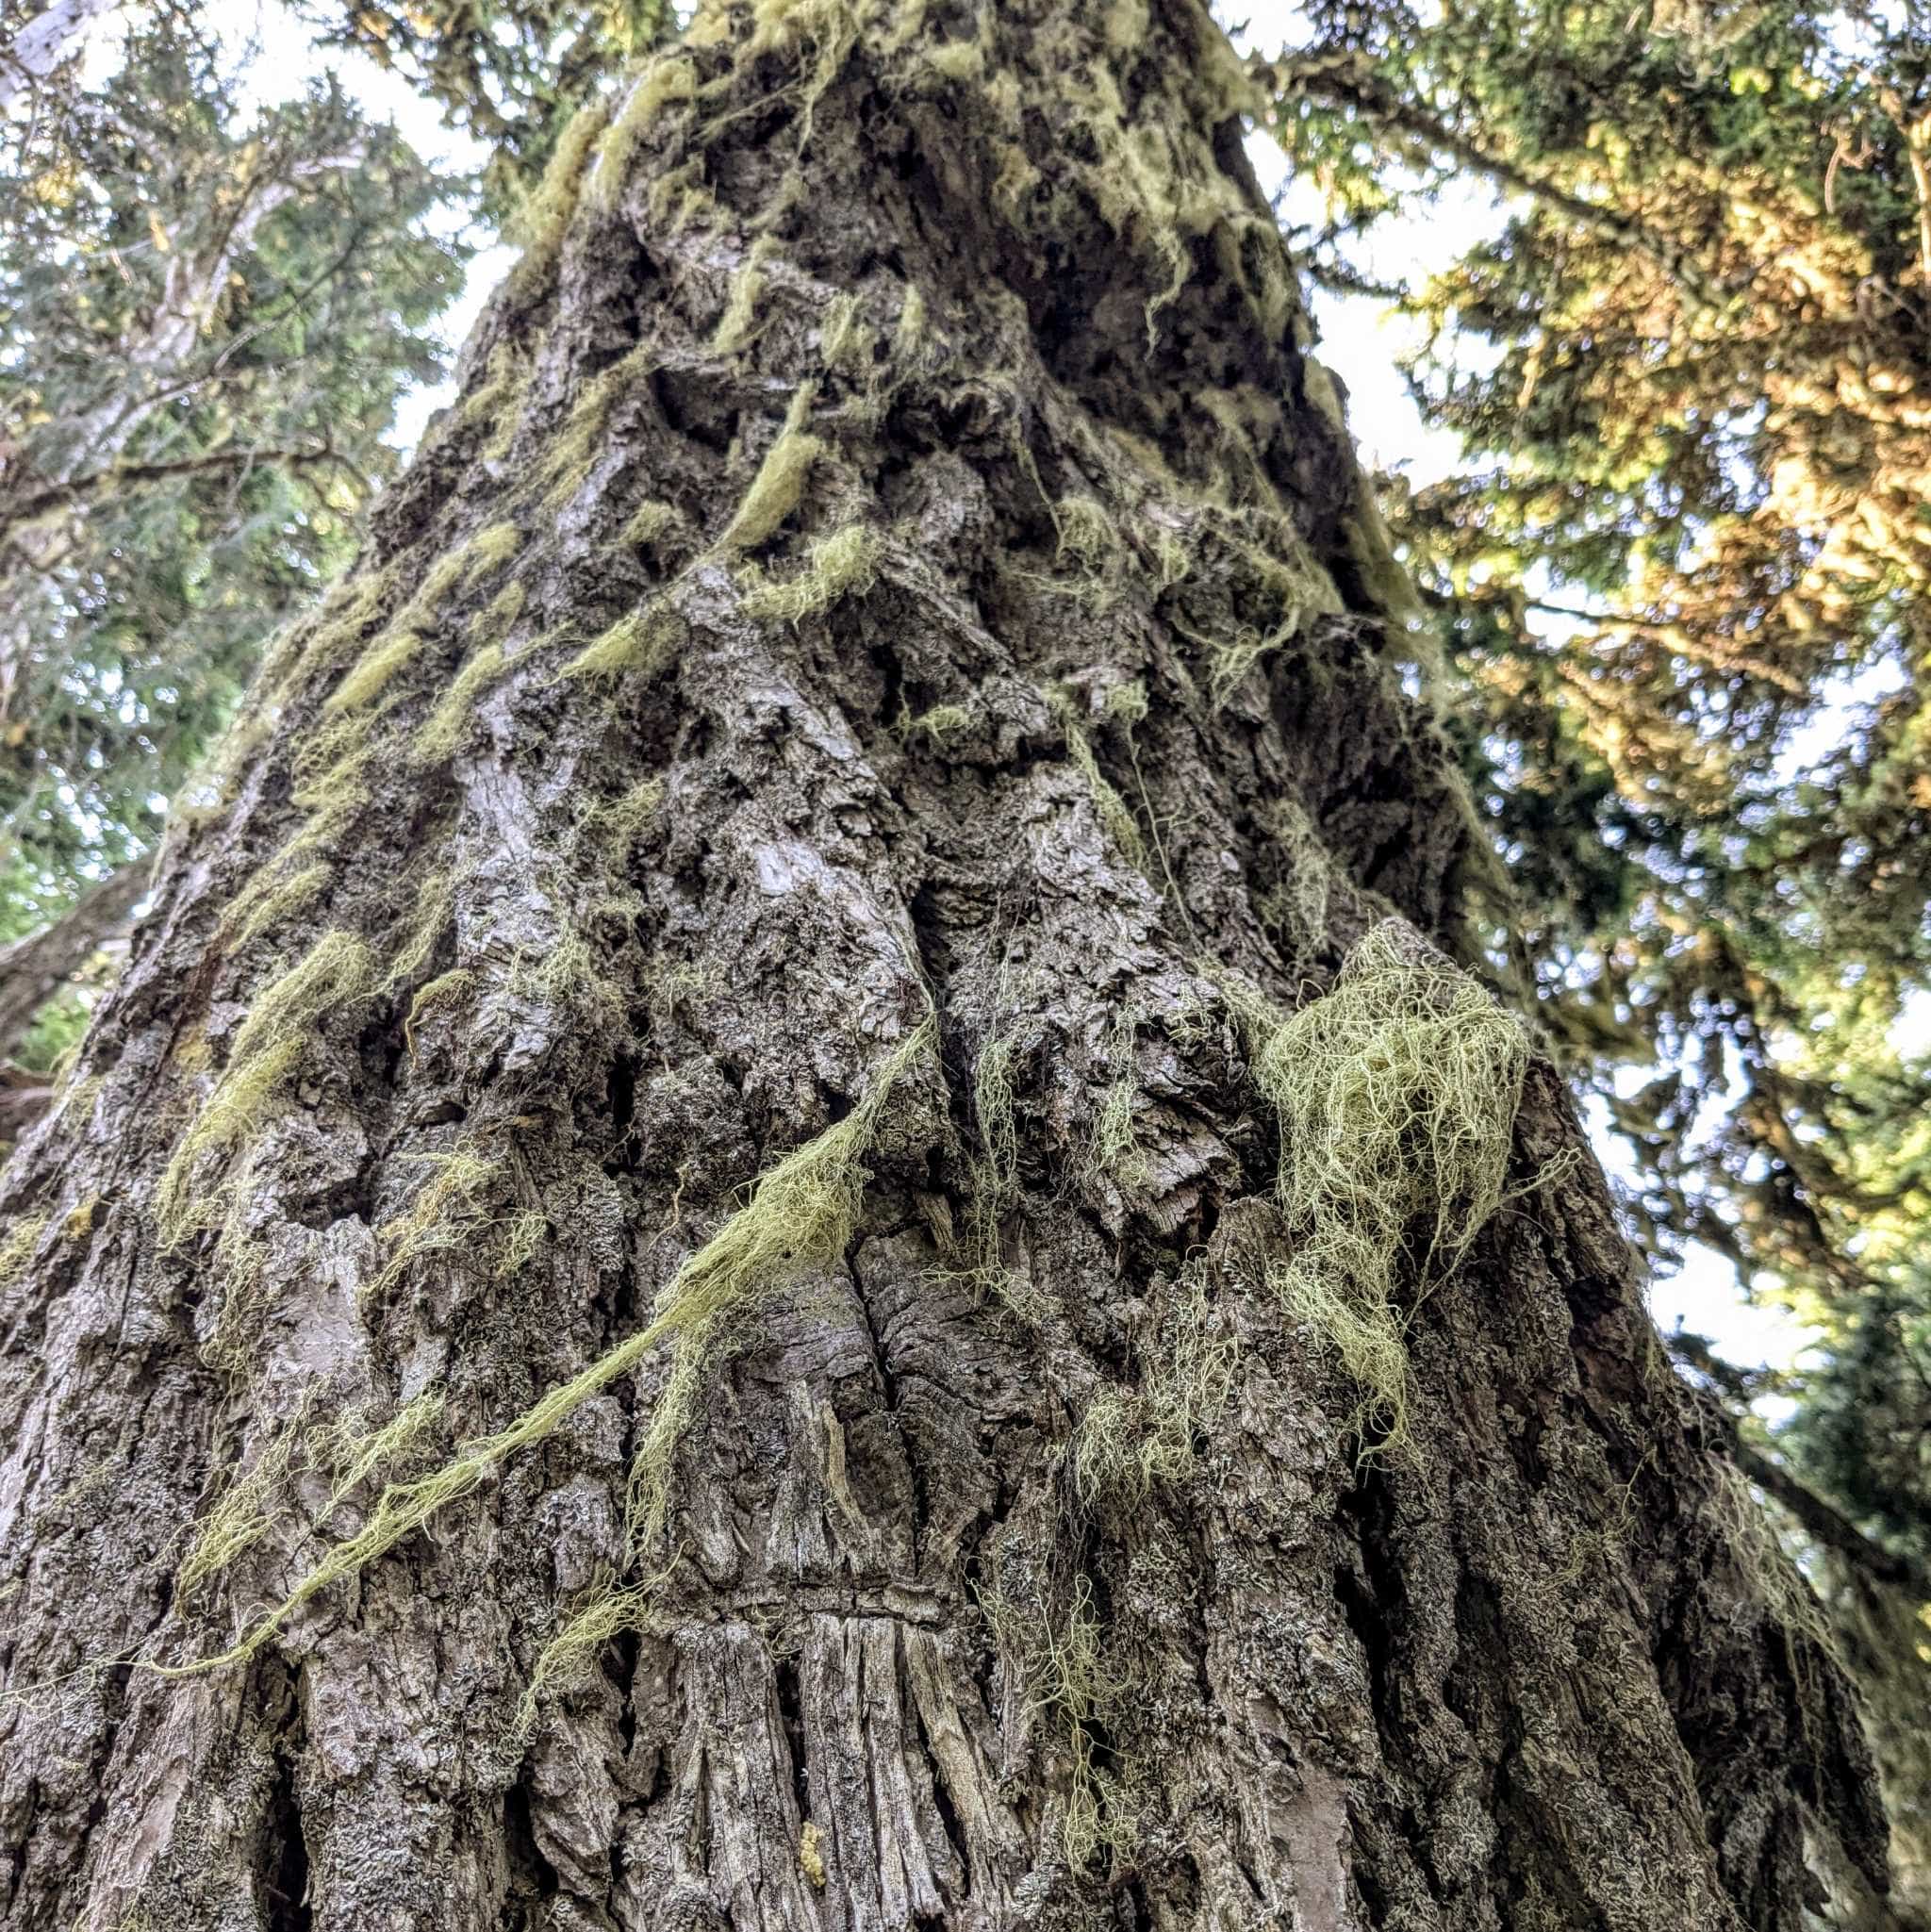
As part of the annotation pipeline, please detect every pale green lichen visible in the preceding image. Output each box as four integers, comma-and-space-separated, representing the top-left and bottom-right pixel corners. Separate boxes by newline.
1088, 1015, 1142, 1182
506, 96, 613, 301
470, 521, 522, 572
324, 628, 423, 715
739, 521, 880, 623
898, 702, 974, 749
462, 341, 525, 452
176, 1413, 305, 1609
222, 859, 332, 950
980, 1560, 1139, 1866
512, 1558, 672, 1739
618, 499, 681, 552
1054, 495, 1119, 573
1074, 1266, 1235, 1506
472, 580, 527, 648
592, 54, 698, 210
543, 346, 657, 511
646, 155, 715, 232
0, 1213, 48, 1291
273, 571, 390, 692
712, 235, 776, 355
413, 645, 505, 765
563, 601, 684, 682
535, 930, 631, 1041
892, 281, 933, 372
386, 865, 461, 991
404, 968, 474, 1058
1067, 58, 1248, 341
177, 1392, 446, 1609
1063, 717, 1146, 870
592, 777, 666, 850
1254, 797, 1330, 958
967, 1026, 1021, 1300
144, 1015, 933, 1677
315, 1391, 447, 1517
820, 292, 870, 372
284, 743, 372, 860
156, 932, 375, 1246
1252, 922, 1528, 1456
319, 536, 496, 716
716, 384, 822, 552
495, 1209, 549, 1279
369, 1140, 503, 1302
923, 36, 982, 79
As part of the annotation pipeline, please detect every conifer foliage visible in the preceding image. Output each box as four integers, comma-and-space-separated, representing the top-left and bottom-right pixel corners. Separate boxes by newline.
0, 8, 464, 951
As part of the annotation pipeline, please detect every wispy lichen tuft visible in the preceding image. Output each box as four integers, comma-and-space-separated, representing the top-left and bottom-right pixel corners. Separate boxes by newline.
1250, 922, 1528, 1456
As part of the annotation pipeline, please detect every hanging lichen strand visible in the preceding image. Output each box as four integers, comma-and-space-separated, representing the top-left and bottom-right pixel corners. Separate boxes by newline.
0, 0, 1888, 1926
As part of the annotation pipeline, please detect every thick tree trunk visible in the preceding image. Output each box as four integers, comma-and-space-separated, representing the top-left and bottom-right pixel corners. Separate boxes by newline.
0, 3, 1895, 1928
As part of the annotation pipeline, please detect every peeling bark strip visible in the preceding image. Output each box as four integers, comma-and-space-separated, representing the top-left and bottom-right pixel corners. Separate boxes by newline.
0, 2, 1894, 1928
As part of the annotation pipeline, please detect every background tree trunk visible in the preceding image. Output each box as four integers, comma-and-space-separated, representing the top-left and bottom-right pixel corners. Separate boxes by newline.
0, 0, 116, 115
0, 2, 1896, 1928
0, 861, 143, 1049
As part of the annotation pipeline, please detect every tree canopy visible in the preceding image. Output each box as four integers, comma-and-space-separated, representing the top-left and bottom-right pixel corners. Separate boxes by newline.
296, 0, 674, 219
0, 8, 466, 958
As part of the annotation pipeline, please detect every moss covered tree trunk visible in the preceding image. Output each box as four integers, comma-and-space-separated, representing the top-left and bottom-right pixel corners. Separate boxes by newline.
0, 3, 1898, 1927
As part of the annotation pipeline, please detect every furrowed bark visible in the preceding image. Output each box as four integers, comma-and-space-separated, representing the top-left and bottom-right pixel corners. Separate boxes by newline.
0, 3, 1895, 1929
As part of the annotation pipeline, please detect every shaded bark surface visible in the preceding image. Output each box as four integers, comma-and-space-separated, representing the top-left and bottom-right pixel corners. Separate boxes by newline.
0, 3, 1893, 1928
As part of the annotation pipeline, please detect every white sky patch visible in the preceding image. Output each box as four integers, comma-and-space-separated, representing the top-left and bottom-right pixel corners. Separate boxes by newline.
1775, 653, 1908, 780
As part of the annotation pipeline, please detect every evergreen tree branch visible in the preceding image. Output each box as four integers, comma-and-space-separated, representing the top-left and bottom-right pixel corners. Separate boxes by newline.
0, 858, 143, 1065
0, 442, 346, 536
1259, 48, 1731, 311
1675, 1336, 1931, 1597
1735, 1439, 1931, 1598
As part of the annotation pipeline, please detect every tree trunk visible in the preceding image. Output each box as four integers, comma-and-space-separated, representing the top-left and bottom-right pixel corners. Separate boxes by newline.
0, 861, 144, 1058
0, 0, 117, 116
0, 4, 1896, 1929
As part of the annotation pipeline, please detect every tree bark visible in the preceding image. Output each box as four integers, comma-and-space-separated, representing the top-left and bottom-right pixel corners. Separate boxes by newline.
0, 3, 1896, 1929
0, 0, 117, 116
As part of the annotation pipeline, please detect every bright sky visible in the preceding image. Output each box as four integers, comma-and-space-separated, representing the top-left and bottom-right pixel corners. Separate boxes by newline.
190, 0, 515, 445
87, 0, 1838, 1387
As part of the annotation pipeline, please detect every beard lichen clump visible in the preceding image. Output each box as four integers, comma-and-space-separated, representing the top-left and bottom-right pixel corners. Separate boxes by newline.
737, 520, 882, 623
0, 1212, 49, 1292
715, 382, 824, 552
174, 1391, 447, 1610
1256, 921, 1529, 1456
1073, 1263, 1237, 1507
